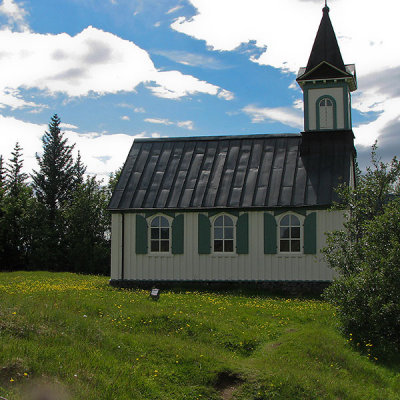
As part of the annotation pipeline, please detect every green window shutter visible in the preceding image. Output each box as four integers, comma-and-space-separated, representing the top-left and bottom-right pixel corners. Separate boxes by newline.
198, 214, 211, 254
172, 214, 184, 254
304, 212, 317, 254
264, 213, 277, 254
236, 213, 249, 254
135, 215, 148, 254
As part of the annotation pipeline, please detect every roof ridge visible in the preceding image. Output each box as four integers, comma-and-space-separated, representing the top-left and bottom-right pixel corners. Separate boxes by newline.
134, 133, 302, 143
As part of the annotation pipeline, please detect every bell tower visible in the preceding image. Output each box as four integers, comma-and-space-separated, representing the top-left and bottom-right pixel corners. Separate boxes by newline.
296, 4, 357, 132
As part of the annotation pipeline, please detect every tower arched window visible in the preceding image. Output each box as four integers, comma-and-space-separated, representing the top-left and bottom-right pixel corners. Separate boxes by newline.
150, 216, 170, 252
279, 214, 301, 253
213, 215, 234, 253
318, 97, 335, 129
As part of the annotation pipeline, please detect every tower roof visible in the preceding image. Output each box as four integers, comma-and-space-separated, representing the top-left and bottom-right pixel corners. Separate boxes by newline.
305, 5, 346, 74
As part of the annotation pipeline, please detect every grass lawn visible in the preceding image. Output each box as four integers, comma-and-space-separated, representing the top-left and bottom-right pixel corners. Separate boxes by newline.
0, 272, 399, 400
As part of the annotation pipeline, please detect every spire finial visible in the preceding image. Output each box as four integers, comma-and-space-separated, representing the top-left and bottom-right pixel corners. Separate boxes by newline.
323, 0, 329, 13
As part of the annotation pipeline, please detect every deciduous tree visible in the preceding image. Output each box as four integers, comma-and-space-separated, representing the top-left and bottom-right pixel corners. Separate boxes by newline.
324, 144, 400, 357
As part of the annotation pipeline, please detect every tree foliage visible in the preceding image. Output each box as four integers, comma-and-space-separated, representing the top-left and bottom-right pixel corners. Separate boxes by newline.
64, 176, 110, 274
324, 144, 400, 357
32, 114, 77, 215
0, 114, 115, 274
0, 143, 36, 269
31, 115, 83, 269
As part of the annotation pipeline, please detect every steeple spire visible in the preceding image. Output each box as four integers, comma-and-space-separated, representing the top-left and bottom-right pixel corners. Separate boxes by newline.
304, 3, 345, 74
296, 3, 357, 132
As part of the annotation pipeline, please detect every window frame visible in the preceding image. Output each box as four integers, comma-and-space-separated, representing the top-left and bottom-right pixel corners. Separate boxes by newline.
211, 213, 237, 255
316, 95, 337, 130
277, 213, 304, 255
148, 214, 173, 255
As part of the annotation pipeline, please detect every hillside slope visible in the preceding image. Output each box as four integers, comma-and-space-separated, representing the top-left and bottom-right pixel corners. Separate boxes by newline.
0, 272, 399, 400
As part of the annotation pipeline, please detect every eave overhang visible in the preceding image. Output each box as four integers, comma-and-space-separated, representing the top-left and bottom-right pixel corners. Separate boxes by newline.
296, 61, 357, 92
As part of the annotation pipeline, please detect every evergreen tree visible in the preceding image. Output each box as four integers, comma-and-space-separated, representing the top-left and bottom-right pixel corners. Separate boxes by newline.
0, 143, 34, 269
0, 155, 5, 203
32, 114, 76, 218
0, 155, 4, 187
64, 176, 110, 274
6, 142, 28, 198
74, 150, 87, 186
31, 114, 77, 270
108, 166, 122, 195
0, 155, 5, 265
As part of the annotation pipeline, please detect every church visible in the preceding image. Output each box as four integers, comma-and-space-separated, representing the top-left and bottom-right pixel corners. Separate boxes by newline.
108, 4, 357, 288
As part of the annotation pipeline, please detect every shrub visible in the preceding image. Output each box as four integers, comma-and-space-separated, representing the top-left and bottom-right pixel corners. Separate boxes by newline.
323, 145, 400, 357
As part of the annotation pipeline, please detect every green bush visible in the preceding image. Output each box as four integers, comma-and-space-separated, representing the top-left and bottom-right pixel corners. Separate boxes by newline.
324, 145, 400, 358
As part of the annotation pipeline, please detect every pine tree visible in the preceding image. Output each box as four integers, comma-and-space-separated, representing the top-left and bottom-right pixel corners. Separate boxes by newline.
31, 114, 77, 270
5, 142, 28, 197
0, 143, 34, 269
0, 155, 5, 200
64, 176, 110, 274
32, 114, 76, 218
74, 150, 87, 186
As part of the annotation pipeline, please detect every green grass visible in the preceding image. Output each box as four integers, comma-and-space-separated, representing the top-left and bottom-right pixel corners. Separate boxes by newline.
0, 272, 399, 400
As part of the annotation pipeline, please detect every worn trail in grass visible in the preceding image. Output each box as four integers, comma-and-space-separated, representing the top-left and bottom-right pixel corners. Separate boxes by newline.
0, 272, 399, 400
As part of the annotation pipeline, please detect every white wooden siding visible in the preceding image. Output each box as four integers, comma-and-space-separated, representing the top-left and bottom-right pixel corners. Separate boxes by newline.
308, 87, 344, 130
110, 210, 344, 282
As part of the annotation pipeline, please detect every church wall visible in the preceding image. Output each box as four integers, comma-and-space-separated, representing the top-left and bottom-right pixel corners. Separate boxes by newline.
110, 209, 345, 283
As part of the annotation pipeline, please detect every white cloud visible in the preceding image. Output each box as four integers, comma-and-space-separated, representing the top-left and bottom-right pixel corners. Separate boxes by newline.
117, 104, 146, 113
0, 26, 232, 108
171, 0, 400, 147
166, 5, 183, 14
147, 70, 232, 100
0, 114, 141, 181
144, 118, 173, 125
0, 0, 27, 30
60, 122, 78, 130
145, 117, 195, 130
177, 120, 194, 130
293, 99, 303, 111
151, 132, 161, 138
0, 115, 44, 173
121, 115, 130, 121
0, 88, 43, 110
152, 49, 228, 70
218, 89, 234, 101
242, 105, 303, 129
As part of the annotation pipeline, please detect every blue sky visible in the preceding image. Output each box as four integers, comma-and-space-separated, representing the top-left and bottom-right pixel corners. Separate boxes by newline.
0, 0, 399, 179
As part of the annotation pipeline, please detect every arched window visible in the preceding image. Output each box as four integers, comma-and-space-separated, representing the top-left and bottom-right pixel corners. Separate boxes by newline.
279, 214, 301, 253
213, 215, 234, 253
318, 97, 334, 129
150, 216, 170, 252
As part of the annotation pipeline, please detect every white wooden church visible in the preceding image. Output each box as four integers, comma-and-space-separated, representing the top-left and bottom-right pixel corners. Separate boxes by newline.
108, 5, 357, 287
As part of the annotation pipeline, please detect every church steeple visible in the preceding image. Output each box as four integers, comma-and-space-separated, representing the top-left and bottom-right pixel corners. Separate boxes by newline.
297, 4, 357, 132
305, 5, 346, 75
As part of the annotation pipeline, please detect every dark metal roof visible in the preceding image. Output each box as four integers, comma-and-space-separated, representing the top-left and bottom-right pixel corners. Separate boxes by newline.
304, 6, 346, 75
109, 131, 354, 211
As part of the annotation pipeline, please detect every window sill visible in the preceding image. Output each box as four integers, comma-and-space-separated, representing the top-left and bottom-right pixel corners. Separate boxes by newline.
277, 252, 304, 257
148, 253, 174, 258
211, 253, 238, 258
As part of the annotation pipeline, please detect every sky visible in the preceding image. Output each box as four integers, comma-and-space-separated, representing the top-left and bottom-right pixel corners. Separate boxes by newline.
0, 0, 399, 181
